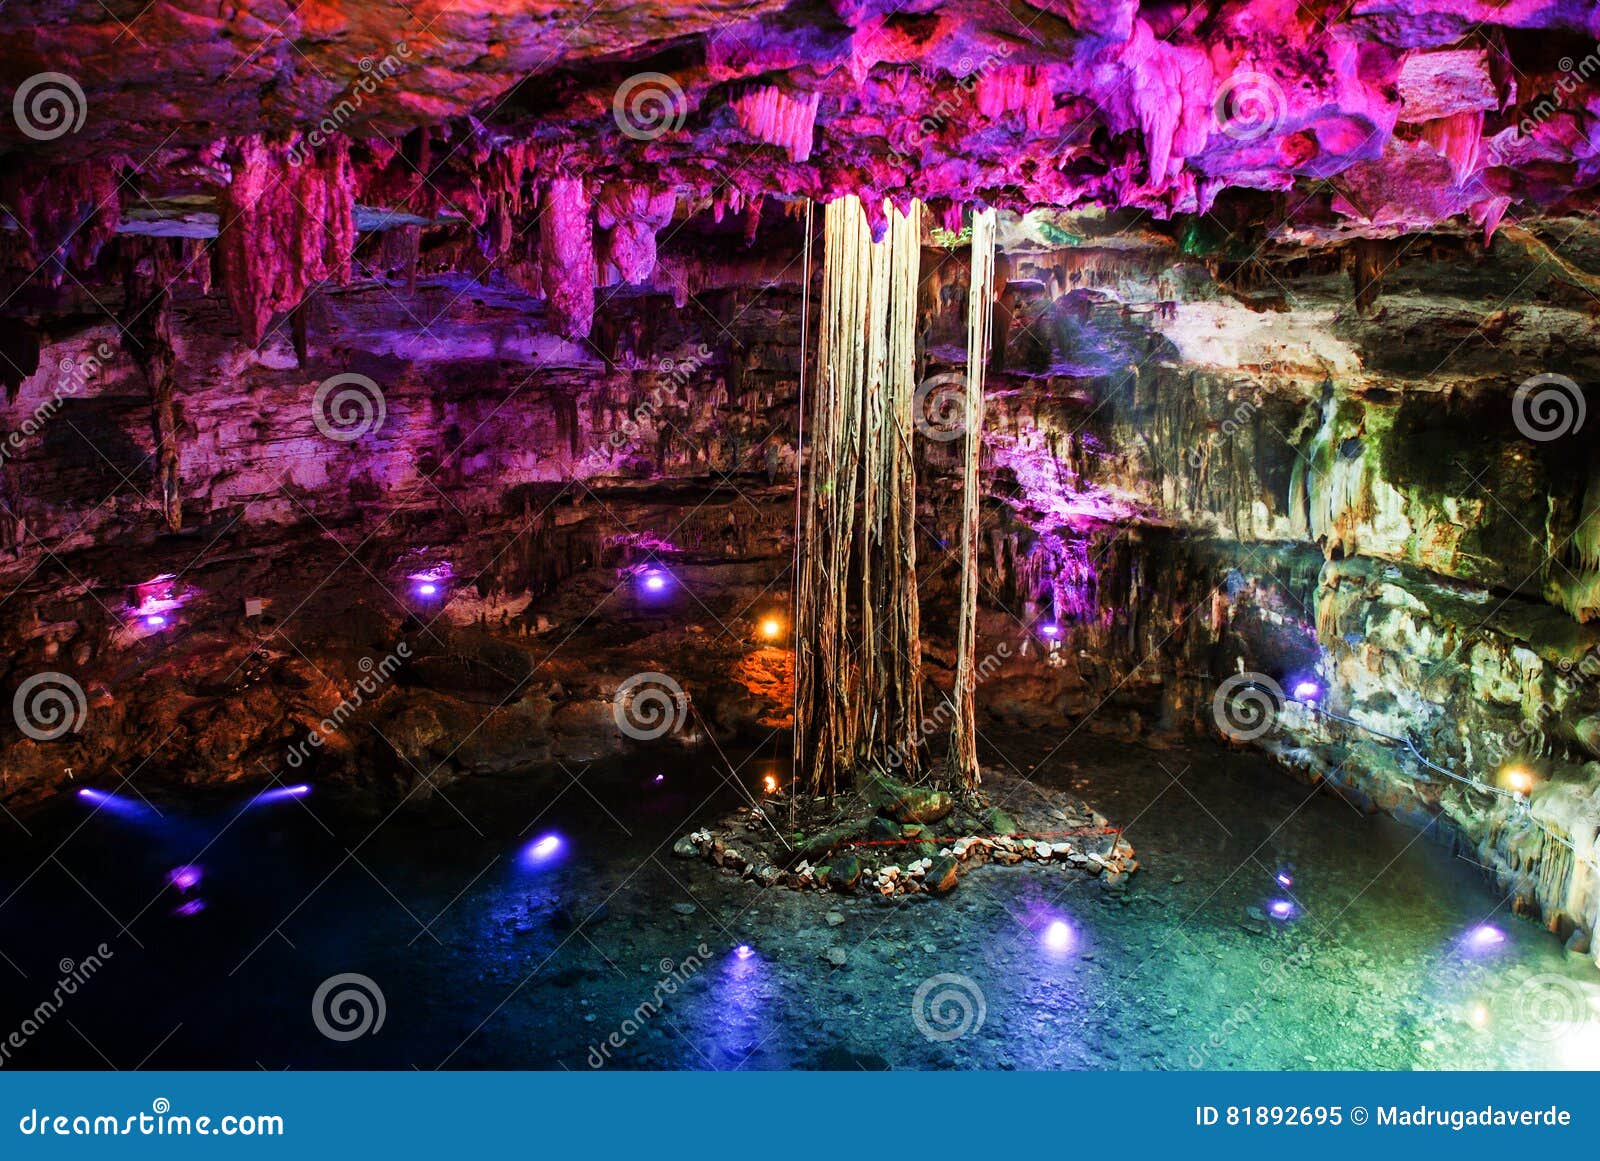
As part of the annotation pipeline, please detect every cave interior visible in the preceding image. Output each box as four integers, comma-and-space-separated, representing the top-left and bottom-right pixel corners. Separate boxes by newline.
1, 0, 1599, 1071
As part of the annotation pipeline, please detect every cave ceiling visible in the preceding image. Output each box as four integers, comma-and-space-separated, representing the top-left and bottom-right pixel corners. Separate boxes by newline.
5, 0, 1600, 257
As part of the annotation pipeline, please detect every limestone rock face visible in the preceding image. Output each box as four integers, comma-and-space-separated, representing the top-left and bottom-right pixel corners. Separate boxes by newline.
4, 0, 1600, 959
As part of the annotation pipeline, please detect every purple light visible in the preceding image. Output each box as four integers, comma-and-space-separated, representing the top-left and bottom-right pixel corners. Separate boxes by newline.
416, 582, 438, 597
1292, 680, 1321, 701
249, 784, 310, 806
523, 833, 564, 865
171, 899, 206, 917
166, 865, 202, 893
653, 774, 665, 785
1275, 871, 1293, 888
642, 571, 667, 592
75, 788, 152, 818
1040, 623, 1061, 638
145, 614, 167, 628
1466, 924, 1506, 951
1043, 919, 1074, 952
1268, 899, 1295, 920
734, 944, 754, 960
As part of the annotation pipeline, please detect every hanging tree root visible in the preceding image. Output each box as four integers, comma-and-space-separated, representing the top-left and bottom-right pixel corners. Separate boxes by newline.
671, 764, 1137, 898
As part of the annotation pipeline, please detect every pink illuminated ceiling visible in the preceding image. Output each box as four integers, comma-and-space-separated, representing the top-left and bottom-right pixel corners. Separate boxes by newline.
3, 0, 1600, 233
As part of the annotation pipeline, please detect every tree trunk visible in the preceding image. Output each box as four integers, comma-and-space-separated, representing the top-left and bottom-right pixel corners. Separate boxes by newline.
795, 195, 925, 800
946, 207, 997, 795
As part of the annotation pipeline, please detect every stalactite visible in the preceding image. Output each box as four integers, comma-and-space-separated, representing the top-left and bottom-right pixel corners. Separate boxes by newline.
796, 195, 924, 799
216, 135, 354, 347
380, 224, 422, 293
0, 160, 124, 287
596, 184, 676, 286
1572, 460, 1600, 574
1552, 456, 1600, 623
289, 293, 312, 367
946, 207, 996, 796
0, 320, 40, 403
1422, 111, 1484, 186
120, 240, 183, 532
181, 238, 212, 295
742, 196, 764, 248
731, 85, 821, 162
975, 67, 1057, 133
539, 177, 595, 340
1349, 238, 1392, 318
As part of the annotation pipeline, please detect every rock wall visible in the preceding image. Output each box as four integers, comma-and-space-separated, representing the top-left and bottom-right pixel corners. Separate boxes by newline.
2, 213, 1598, 960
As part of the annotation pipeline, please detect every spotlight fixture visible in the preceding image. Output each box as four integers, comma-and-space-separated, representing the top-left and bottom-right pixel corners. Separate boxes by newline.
734, 944, 754, 960
249, 784, 310, 806
1040, 623, 1061, 639
1291, 680, 1320, 701
641, 569, 668, 593
763, 774, 778, 794
1505, 766, 1534, 796
145, 613, 168, 629
1043, 919, 1073, 951
75, 788, 151, 818
1267, 899, 1295, 920
406, 567, 452, 600
1466, 924, 1506, 951
760, 617, 782, 639
524, 833, 564, 864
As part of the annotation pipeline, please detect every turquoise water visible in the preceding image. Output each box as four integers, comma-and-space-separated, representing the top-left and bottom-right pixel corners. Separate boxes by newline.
0, 737, 1593, 1069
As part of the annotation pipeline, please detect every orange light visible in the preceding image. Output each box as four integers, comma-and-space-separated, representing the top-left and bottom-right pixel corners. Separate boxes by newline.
760, 618, 782, 639
1505, 766, 1534, 796
763, 774, 778, 794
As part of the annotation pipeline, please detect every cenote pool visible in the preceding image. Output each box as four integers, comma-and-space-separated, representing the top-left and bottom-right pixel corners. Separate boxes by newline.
1, 737, 1595, 1070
